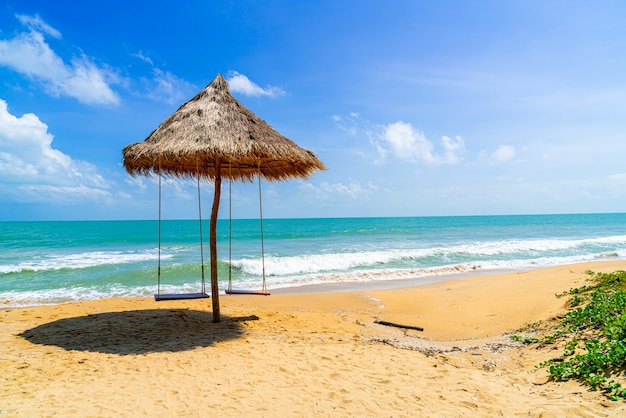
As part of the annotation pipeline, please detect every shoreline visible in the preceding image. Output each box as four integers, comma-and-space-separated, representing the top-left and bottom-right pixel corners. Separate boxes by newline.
270, 266, 516, 295
3, 260, 626, 416
1, 261, 602, 309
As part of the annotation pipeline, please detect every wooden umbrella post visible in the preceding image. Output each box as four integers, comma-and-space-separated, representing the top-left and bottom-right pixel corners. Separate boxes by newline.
210, 159, 222, 322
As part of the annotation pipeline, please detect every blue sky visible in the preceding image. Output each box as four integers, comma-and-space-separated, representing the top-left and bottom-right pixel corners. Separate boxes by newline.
1, 1, 625, 220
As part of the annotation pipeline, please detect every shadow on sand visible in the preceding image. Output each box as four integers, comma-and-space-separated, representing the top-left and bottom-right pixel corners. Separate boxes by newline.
19, 309, 258, 355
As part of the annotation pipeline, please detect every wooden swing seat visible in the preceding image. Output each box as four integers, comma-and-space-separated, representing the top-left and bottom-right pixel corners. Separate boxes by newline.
154, 292, 210, 301
225, 289, 270, 296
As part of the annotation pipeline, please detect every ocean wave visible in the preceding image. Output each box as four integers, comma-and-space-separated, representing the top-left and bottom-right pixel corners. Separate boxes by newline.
0, 249, 168, 275
231, 235, 626, 276
0, 284, 156, 308
2, 227, 626, 307
0, 252, 623, 308
257, 253, 622, 290
445, 235, 626, 256
0, 281, 235, 308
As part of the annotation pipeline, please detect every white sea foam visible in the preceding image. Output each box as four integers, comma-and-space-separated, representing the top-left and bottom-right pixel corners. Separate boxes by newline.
0, 285, 149, 308
445, 235, 626, 256
0, 282, 232, 308
0, 249, 168, 274
231, 235, 626, 277
258, 253, 621, 291
0, 251, 621, 308
232, 249, 425, 276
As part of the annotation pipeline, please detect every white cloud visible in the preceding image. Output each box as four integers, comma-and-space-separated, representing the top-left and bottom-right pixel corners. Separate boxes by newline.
383, 122, 433, 162
440, 135, 465, 164
226, 71, 286, 97
161, 177, 196, 200
0, 99, 111, 202
609, 173, 626, 181
141, 68, 197, 104
16, 14, 62, 39
300, 179, 376, 199
0, 14, 119, 105
129, 51, 197, 104
331, 113, 360, 136
492, 145, 516, 162
124, 175, 148, 190
379, 121, 465, 164
333, 114, 465, 165
15, 184, 112, 203
131, 50, 154, 66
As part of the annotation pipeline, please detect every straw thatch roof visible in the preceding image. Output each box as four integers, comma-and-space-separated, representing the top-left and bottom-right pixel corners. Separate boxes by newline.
123, 74, 326, 181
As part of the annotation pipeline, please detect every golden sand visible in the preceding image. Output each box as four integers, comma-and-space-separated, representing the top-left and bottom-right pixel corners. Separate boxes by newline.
2, 261, 626, 417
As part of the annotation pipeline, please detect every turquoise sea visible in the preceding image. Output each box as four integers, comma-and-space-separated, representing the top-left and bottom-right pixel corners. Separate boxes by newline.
1, 213, 626, 307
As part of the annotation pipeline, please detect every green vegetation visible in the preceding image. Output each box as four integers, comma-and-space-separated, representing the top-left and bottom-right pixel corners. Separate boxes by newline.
513, 270, 626, 401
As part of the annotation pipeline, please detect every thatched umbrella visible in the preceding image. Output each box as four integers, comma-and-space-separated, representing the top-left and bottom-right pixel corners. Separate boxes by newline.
123, 73, 326, 322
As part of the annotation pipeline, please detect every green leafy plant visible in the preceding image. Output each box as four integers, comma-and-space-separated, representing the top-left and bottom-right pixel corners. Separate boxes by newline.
513, 270, 626, 401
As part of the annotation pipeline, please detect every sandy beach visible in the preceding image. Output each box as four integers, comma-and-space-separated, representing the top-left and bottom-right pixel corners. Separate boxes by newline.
2, 260, 626, 417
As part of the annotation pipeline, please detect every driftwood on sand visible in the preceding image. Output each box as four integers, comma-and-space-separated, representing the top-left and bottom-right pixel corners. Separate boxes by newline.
375, 319, 424, 332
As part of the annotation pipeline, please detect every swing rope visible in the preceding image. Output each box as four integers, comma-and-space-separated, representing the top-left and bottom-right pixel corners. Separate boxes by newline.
226, 171, 270, 295
258, 175, 268, 294
154, 167, 209, 301
157, 172, 162, 296
227, 174, 233, 293
197, 171, 206, 295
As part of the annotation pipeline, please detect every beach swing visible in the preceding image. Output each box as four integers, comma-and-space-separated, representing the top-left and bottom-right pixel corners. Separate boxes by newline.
225, 175, 270, 296
154, 172, 209, 301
